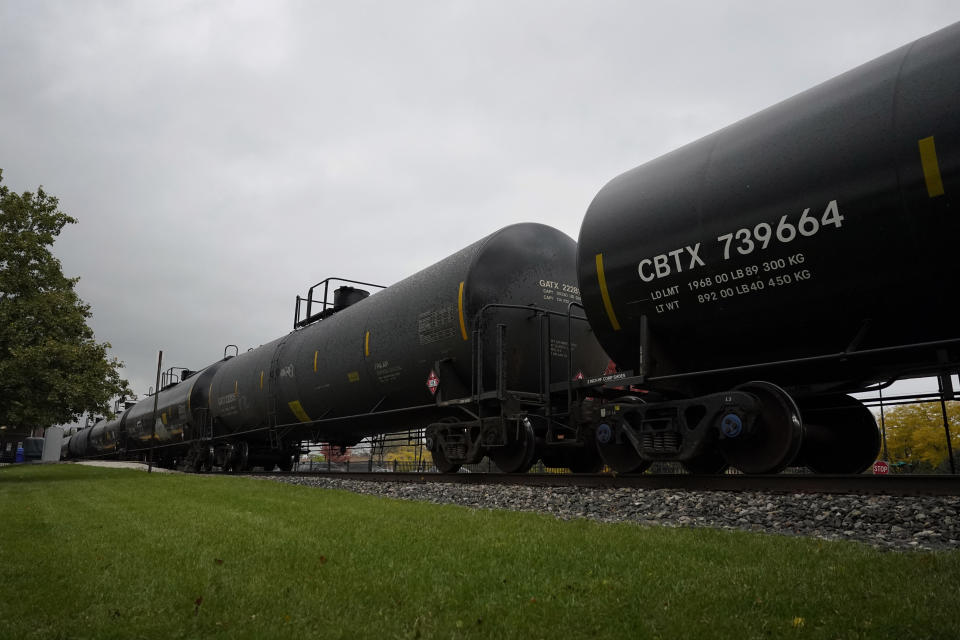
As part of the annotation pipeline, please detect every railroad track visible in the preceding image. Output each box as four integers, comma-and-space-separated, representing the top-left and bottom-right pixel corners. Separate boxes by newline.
249, 471, 960, 497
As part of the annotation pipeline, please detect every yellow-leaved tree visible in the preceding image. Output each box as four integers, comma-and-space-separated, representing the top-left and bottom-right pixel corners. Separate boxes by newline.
383, 444, 424, 462
879, 402, 960, 472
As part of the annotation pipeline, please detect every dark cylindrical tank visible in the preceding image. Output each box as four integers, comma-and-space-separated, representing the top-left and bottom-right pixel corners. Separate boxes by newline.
125, 377, 194, 446
122, 359, 226, 450
68, 416, 124, 458
208, 223, 609, 442
578, 22, 960, 392
67, 427, 92, 458
86, 417, 123, 456
60, 426, 79, 459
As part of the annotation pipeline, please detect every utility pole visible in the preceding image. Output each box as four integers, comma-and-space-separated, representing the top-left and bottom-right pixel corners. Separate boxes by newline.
938, 374, 956, 475
148, 350, 163, 473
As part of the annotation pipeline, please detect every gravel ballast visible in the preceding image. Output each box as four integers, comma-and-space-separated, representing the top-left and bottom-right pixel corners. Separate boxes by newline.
259, 475, 960, 552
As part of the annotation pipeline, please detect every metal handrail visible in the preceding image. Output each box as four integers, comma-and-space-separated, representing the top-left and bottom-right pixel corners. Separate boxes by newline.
293, 277, 386, 328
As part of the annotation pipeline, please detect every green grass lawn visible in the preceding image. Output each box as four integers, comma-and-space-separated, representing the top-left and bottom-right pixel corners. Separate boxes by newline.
1, 465, 958, 639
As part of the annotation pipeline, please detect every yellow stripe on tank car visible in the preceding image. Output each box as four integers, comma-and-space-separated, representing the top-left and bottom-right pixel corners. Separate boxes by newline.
259, 370, 264, 390
595, 253, 621, 331
365, 331, 370, 357
458, 281, 469, 341
288, 400, 311, 423
919, 136, 945, 198
314, 350, 318, 372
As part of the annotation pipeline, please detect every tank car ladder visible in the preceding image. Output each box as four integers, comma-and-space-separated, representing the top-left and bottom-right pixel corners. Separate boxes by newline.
266, 335, 293, 450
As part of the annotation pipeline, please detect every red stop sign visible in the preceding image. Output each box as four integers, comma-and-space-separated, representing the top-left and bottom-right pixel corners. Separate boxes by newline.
873, 461, 889, 475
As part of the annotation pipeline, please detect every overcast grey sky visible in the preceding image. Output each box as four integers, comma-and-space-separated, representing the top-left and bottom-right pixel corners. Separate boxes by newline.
2, 1, 959, 399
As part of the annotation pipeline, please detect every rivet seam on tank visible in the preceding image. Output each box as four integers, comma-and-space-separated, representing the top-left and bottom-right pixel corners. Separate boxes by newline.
288, 400, 311, 423
458, 281, 469, 341
595, 253, 621, 331
365, 331, 370, 357
919, 136, 945, 198
313, 350, 318, 372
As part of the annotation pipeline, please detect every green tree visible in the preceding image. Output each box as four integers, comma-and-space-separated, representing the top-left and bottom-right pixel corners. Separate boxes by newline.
880, 402, 960, 472
0, 170, 130, 435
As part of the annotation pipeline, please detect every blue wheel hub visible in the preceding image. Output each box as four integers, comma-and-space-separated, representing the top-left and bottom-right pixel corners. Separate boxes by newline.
596, 423, 613, 444
720, 413, 743, 438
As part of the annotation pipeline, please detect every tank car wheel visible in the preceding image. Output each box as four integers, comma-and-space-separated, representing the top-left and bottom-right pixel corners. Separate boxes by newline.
718, 381, 803, 474
595, 397, 651, 474
489, 422, 536, 473
795, 394, 880, 474
187, 447, 204, 473
430, 444, 461, 474
596, 436, 651, 474
427, 418, 464, 473
201, 445, 215, 473
680, 449, 729, 474
231, 442, 249, 473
